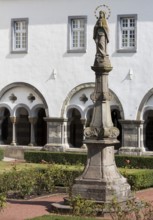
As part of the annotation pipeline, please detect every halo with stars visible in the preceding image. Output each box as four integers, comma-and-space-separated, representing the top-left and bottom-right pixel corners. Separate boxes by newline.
94, 4, 111, 20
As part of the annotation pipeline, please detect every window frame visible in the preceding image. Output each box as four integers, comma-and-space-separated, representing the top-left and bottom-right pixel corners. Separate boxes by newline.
117, 14, 137, 53
11, 18, 29, 53
68, 16, 87, 53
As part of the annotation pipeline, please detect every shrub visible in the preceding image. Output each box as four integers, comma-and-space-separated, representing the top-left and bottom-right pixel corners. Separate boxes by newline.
24, 151, 87, 165
70, 195, 97, 217
0, 166, 37, 198
70, 195, 153, 220
0, 193, 6, 212
115, 155, 153, 169
0, 163, 83, 198
0, 163, 153, 199
121, 169, 153, 190
61, 165, 83, 197
0, 149, 4, 161
24, 151, 153, 169
34, 164, 63, 195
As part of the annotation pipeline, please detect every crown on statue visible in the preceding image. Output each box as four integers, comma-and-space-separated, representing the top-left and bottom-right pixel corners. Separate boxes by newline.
94, 4, 111, 20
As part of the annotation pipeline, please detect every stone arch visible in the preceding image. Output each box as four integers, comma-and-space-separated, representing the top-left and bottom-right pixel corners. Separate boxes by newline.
13, 104, 30, 117
31, 104, 46, 117
0, 82, 49, 116
137, 88, 153, 120
136, 89, 153, 151
84, 105, 94, 118
0, 83, 49, 146
84, 105, 94, 127
61, 82, 124, 119
109, 92, 124, 120
66, 105, 84, 119
61, 82, 95, 118
62, 83, 124, 149
0, 104, 12, 116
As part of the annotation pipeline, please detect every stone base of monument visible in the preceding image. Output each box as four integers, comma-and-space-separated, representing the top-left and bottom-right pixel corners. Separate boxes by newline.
72, 139, 132, 203
72, 179, 131, 203
51, 139, 133, 216
51, 201, 72, 214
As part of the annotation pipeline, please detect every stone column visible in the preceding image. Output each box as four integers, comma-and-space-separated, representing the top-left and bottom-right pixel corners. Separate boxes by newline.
0, 117, 4, 144
143, 121, 147, 150
139, 121, 145, 150
119, 120, 145, 155
80, 119, 87, 149
66, 119, 72, 148
63, 119, 71, 149
44, 117, 69, 151
10, 116, 17, 146
72, 10, 131, 203
28, 117, 37, 146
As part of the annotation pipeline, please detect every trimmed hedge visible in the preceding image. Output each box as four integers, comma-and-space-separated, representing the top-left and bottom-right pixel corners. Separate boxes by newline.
120, 169, 153, 190
24, 151, 87, 165
0, 149, 4, 161
115, 155, 153, 169
24, 151, 153, 169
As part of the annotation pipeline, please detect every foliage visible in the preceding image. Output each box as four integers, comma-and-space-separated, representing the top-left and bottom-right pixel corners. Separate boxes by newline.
0, 166, 37, 198
0, 164, 64, 199
0, 193, 6, 212
69, 195, 153, 220
26, 198, 153, 220
0, 160, 153, 198
0, 161, 153, 199
0, 163, 83, 199
24, 151, 153, 169
115, 155, 153, 169
0, 149, 4, 161
34, 164, 63, 195
105, 197, 153, 220
61, 165, 83, 197
120, 169, 153, 190
24, 151, 87, 165
70, 195, 98, 217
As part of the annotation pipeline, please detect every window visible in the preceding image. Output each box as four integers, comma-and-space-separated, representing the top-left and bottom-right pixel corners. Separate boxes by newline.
11, 18, 28, 53
117, 15, 137, 52
68, 16, 87, 53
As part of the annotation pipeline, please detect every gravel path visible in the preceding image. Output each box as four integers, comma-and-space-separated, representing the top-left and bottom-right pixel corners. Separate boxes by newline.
0, 188, 152, 220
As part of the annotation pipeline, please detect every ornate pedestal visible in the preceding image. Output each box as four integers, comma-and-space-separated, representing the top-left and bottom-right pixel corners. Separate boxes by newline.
72, 140, 131, 202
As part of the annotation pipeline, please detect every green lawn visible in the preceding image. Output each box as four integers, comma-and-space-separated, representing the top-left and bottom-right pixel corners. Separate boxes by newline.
26, 214, 106, 220
0, 161, 82, 173
0, 161, 48, 173
0, 160, 150, 174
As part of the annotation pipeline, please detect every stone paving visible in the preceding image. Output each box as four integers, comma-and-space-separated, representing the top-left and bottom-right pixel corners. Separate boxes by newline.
0, 188, 152, 220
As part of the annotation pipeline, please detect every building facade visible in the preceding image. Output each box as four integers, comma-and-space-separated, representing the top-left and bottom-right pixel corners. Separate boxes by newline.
0, 0, 153, 154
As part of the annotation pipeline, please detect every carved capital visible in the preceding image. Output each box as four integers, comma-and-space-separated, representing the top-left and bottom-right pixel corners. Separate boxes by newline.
28, 117, 37, 124
105, 127, 120, 139
90, 91, 111, 102
10, 116, 17, 124
84, 127, 100, 139
84, 126, 119, 139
